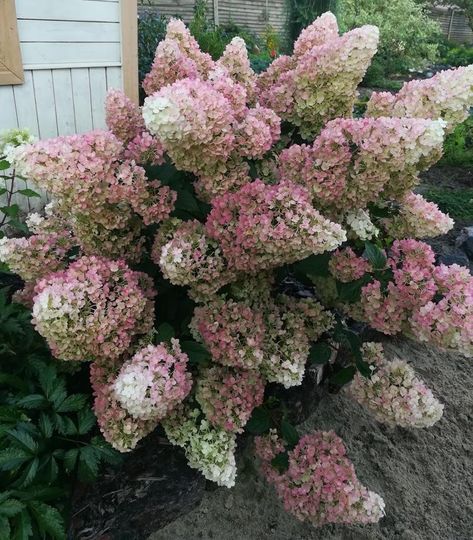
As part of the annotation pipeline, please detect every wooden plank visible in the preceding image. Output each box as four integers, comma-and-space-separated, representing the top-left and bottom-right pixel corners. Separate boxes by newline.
89, 68, 108, 129
121, 0, 139, 104
32, 70, 58, 139
16, 0, 120, 22
12, 71, 39, 137
0, 0, 24, 85
52, 69, 77, 135
21, 42, 121, 68
106, 66, 123, 89
71, 68, 94, 133
17, 20, 121, 43
0, 86, 19, 130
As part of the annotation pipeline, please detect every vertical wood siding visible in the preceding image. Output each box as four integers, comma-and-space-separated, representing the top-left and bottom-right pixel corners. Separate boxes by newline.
0, 0, 127, 210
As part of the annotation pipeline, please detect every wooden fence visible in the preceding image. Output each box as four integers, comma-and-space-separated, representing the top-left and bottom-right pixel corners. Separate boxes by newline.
430, 5, 473, 44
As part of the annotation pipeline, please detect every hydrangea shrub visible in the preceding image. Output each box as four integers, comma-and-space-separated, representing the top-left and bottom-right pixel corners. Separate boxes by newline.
2, 13, 473, 529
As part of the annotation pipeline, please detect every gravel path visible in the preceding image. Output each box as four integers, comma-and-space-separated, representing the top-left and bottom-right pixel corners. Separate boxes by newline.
150, 338, 473, 540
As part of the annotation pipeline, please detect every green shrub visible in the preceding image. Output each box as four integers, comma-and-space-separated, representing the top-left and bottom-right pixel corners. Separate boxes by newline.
439, 116, 473, 168
0, 289, 121, 539
287, 0, 338, 44
339, 0, 441, 80
437, 40, 473, 68
138, 11, 168, 86
424, 187, 473, 221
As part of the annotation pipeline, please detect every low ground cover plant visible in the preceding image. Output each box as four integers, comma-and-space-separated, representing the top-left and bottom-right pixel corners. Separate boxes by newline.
1, 12, 473, 530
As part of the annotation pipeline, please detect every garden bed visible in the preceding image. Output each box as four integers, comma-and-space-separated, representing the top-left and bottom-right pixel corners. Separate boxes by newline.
151, 337, 473, 540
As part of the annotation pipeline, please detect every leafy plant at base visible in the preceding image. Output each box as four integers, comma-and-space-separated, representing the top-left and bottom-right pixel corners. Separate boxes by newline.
0, 290, 121, 539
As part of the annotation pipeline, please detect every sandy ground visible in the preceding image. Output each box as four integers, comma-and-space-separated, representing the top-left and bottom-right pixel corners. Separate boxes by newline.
150, 337, 473, 540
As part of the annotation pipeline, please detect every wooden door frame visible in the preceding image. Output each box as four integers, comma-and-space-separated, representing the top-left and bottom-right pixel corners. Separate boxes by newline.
120, 0, 139, 104
0, 0, 24, 85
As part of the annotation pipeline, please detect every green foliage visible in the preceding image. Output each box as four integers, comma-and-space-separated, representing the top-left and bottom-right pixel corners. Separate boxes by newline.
438, 116, 473, 168
0, 290, 121, 539
437, 40, 473, 68
424, 187, 473, 222
287, 0, 338, 44
339, 0, 441, 81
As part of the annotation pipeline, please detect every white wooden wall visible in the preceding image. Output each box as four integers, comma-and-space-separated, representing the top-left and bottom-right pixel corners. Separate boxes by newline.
0, 0, 126, 140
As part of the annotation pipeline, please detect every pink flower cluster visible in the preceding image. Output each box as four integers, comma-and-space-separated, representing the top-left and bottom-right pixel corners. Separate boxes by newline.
105, 88, 145, 144
123, 131, 165, 166
14, 130, 174, 260
91, 360, 158, 452
206, 179, 346, 273
142, 18, 213, 95
411, 264, 473, 357
258, 13, 379, 138
278, 117, 446, 214
113, 340, 192, 421
367, 65, 473, 132
156, 219, 237, 300
348, 343, 444, 428
217, 37, 257, 102
255, 430, 385, 526
382, 192, 454, 239
32, 256, 155, 362
192, 298, 266, 370
329, 247, 372, 283
196, 365, 265, 433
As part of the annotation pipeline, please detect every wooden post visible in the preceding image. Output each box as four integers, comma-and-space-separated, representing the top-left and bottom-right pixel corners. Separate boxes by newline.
447, 9, 456, 41
0, 0, 24, 85
120, 0, 139, 104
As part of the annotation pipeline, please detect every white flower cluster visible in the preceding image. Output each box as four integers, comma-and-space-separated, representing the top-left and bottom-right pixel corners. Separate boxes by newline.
163, 407, 237, 487
348, 343, 444, 428
345, 209, 379, 241
142, 96, 189, 141
0, 128, 36, 163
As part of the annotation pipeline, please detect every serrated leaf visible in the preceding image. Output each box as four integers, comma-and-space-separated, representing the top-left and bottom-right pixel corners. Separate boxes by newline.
330, 365, 357, 386
56, 416, 77, 436
245, 406, 271, 435
38, 413, 53, 438
12, 509, 32, 540
155, 322, 175, 343
78, 446, 99, 481
180, 340, 211, 366
18, 457, 39, 487
7, 220, 29, 234
0, 448, 29, 471
0, 499, 24, 517
293, 252, 331, 277
271, 451, 289, 473
63, 448, 78, 474
28, 501, 65, 540
77, 408, 96, 435
46, 456, 58, 484
0, 373, 26, 391
0, 516, 10, 540
17, 189, 40, 198
308, 342, 332, 365
16, 486, 63, 503
6, 429, 38, 454
16, 395, 47, 410
364, 241, 386, 270
91, 437, 122, 465
56, 394, 87, 413
337, 275, 371, 304
280, 419, 299, 450
0, 160, 10, 170
48, 381, 67, 411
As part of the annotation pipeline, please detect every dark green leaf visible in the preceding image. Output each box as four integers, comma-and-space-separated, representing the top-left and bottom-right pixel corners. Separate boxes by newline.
0, 516, 10, 540
7, 220, 29, 234
78, 446, 99, 481
0, 160, 10, 170
0, 499, 24, 517
293, 252, 331, 277
0, 204, 19, 218
18, 486, 63, 503
77, 408, 96, 435
63, 449, 78, 474
280, 419, 299, 450
12, 509, 32, 540
0, 448, 30, 471
364, 241, 386, 270
245, 406, 271, 435
0, 373, 27, 391
38, 413, 53, 438
16, 395, 47, 410
271, 451, 289, 473
180, 340, 211, 366
6, 429, 38, 454
18, 458, 39, 487
28, 502, 65, 540
308, 342, 332, 365
155, 322, 175, 343
175, 190, 200, 215
17, 189, 40, 198
330, 366, 357, 386
0, 188, 7, 196
56, 394, 87, 413
337, 275, 371, 303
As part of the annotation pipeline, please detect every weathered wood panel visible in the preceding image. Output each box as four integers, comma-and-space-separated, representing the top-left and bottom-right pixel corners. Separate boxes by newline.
430, 6, 473, 44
